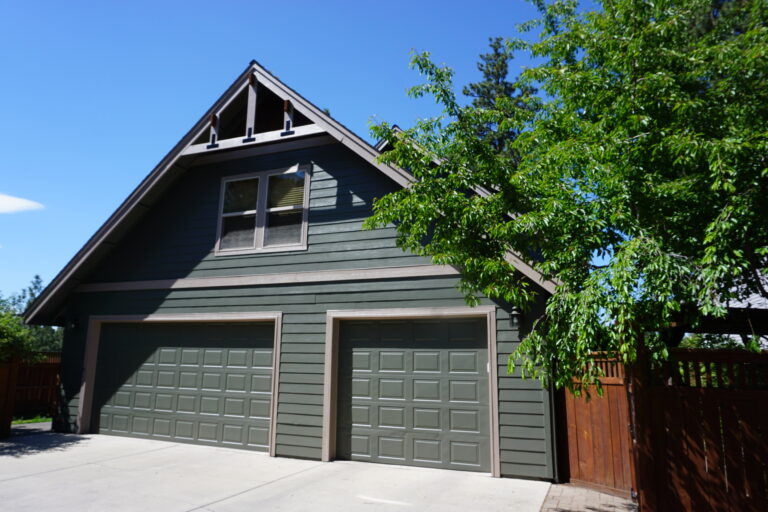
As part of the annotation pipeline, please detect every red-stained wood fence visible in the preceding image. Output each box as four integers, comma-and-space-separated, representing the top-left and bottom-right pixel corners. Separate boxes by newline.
13, 352, 60, 418
0, 359, 20, 437
564, 349, 768, 511
563, 355, 635, 498
638, 349, 768, 512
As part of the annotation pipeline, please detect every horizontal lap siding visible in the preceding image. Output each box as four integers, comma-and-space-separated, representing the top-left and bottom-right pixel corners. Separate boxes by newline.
61, 278, 553, 478
497, 294, 554, 479
495, 308, 553, 479
59, 142, 552, 479
58, 325, 87, 434
86, 144, 428, 284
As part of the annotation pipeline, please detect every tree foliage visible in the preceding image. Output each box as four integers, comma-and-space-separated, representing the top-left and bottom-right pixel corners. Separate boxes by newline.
462, 37, 536, 156
366, 0, 768, 391
0, 275, 62, 353
0, 311, 34, 362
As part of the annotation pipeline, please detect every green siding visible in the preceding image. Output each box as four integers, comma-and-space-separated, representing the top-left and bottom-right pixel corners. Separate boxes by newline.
59, 277, 553, 479
86, 143, 429, 284
54, 142, 555, 480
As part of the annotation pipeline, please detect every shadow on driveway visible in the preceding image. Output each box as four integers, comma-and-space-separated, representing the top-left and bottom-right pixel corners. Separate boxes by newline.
1, 424, 87, 458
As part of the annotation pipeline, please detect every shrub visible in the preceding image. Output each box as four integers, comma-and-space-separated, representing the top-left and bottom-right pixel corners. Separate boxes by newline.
0, 311, 35, 363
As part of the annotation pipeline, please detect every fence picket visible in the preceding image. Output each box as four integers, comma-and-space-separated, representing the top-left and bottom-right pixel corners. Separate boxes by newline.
13, 353, 60, 418
564, 349, 767, 511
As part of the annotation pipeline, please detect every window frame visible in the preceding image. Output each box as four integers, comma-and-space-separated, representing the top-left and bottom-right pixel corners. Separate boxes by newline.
215, 164, 311, 256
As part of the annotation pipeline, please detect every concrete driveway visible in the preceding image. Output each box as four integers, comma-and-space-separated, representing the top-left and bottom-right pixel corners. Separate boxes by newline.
1, 426, 550, 512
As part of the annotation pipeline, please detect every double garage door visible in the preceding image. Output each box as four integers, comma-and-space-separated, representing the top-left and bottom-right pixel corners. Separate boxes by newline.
95, 322, 275, 451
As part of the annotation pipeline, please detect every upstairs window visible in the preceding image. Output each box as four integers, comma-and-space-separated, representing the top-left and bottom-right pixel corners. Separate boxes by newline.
216, 164, 310, 254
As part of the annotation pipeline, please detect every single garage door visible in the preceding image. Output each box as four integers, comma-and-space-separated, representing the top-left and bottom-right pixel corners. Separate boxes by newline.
336, 318, 490, 472
94, 322, 274, 451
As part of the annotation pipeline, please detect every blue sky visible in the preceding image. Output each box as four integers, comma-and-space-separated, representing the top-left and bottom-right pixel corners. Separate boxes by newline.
0, 0, 544, 297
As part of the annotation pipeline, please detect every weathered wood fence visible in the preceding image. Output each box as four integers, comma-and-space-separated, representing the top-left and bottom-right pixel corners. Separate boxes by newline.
564, 348, 768, 511
563, 355, 634, 497
637, 348, 768, 512
0, 359, 20, 437
13, 352, 60, 418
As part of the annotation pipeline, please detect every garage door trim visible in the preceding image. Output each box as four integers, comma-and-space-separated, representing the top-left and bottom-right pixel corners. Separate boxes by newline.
79, 312, 282, 456
322, 307, 500, 477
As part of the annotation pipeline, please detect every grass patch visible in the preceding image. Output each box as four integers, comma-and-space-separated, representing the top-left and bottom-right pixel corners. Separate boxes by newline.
12, 415, 51, 425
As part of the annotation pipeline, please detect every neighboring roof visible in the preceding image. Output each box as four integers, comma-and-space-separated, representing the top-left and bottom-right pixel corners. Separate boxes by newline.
25, 61, 555, 325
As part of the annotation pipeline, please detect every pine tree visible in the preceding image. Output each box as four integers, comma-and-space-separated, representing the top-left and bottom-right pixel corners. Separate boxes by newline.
462, 37, 535, 157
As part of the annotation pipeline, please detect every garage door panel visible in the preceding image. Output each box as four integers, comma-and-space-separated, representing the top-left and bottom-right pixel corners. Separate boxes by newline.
450, 441, 482, 467
174, 420, 194, 439
414, 438, 441, 463
250, 374, 272, 392
379, 378, 406, 400
249, 398, 271, 418
95, 322, 274, 452
252, 350, 274, 368
179, 371, 199, 389
413, 351, 440, 372
449, 351, 479, 373
248, 425, 270, 447
337, 318, 490, 472
450, 380, 480, 402
153, 418, 171, 436
413, 407, 441, 430
414, 379, 441, 401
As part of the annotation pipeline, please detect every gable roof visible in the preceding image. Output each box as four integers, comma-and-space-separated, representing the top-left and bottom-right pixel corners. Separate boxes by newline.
25, 60, 555, 325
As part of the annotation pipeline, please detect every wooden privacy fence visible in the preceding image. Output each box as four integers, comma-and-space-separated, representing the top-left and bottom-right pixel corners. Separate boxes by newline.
0, 359, 20, 437
13, 352, 61, 418
636, 348, 768, 512
563, 355, 634, 498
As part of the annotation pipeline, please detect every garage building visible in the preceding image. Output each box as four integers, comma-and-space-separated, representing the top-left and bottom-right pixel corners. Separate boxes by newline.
25, 61, 557, 481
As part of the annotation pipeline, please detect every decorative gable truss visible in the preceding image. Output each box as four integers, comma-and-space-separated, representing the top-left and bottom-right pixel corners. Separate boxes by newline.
24, 60, 556, 326
183, 72, 324, 156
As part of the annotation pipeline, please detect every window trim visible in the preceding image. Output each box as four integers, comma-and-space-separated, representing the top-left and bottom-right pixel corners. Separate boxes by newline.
215, 164, 311, 256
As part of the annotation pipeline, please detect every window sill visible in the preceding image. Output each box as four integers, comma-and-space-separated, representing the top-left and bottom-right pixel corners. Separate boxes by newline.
214, 243, 308, 257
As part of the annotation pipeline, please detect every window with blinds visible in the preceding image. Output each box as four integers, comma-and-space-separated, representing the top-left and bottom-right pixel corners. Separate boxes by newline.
216, 165, 310, 254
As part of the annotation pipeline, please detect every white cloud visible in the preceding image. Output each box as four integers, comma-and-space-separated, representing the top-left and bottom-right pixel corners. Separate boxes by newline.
0, 193, 44, 214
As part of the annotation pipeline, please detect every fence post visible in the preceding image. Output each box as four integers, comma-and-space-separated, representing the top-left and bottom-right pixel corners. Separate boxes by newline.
628, 347, 657, 511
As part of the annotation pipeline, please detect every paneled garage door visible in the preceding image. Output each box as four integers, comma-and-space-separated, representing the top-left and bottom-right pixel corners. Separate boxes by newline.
336, 318, 490, 472
94, 322, 275, 451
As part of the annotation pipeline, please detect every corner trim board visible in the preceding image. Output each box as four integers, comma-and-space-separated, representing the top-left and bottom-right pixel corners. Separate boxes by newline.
75, 265, 461, 293
77, 312, 283, 458
321, 306, 502, 477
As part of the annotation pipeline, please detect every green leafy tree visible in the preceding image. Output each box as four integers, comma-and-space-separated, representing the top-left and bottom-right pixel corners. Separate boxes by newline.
366, 0, 768, 391
1, 276, 62, 352
0, 311, 34, 363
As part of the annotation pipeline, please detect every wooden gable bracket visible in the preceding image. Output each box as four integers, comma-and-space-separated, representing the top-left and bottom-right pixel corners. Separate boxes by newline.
281, 99, 295, 136
182, 73, 323, 157
206, 113, 220, 149
243, 72, 258, 142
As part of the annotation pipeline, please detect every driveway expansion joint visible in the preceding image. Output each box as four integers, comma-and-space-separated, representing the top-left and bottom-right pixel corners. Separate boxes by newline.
183, 462, 325, 512
0, 441, 179, 483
